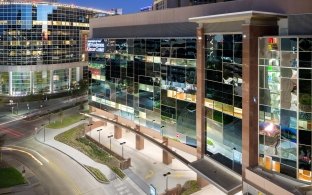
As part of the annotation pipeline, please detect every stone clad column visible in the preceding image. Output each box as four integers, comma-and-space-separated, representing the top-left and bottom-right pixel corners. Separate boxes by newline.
195, 24, 209, 187
242, 20, 278, 177
114, 125, 122, 139
135, 125, 144, 150
162, 137, 172, 165
196, 25, 206, 159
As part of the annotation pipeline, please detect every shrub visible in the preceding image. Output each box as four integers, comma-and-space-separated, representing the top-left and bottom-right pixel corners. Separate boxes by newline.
181, 180, 201, 195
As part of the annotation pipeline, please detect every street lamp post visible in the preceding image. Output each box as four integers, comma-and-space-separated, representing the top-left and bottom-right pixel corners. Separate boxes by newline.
232, 147, 236, 170
47, 109, 51, 124
87, 123, 93, 136
107, 135, 113, 151
108, 135, 113, 151
97, 129, 102, 143
161, 125, 165, 136
120, 141, 126, 159
41, 124, 46, 142
163, 172, 171, 193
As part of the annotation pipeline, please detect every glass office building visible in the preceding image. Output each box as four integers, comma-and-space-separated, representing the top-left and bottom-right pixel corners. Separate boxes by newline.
89, 38, 198, 144
205, 34, 243, 172
0, 1, 105, 96
89, 0, 312, 194
89, 36, 243, 170
258, 37, 312, 182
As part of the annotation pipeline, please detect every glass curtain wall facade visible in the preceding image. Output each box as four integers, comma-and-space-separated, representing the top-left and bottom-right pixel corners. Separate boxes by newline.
89, 38, 197, 145
259, 36, 312, 182
204, 34, 243, 172
0, 2, 96, 96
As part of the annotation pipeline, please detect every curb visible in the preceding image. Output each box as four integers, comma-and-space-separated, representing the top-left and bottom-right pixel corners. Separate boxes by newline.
34, 126, 114, 185
83, 165, 110, 184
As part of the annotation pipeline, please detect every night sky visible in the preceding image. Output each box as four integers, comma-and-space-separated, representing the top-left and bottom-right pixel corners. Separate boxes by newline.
59, 0, 153, 14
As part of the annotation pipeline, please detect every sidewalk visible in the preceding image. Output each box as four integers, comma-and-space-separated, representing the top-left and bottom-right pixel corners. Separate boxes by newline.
35, 121, 146, 195
0, 156, 43, 195
35, 118, 227, 195
87, 118, 227, 195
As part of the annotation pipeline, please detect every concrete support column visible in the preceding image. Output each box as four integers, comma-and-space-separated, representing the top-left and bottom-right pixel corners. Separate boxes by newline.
197, 175, 209, 188
9, 71, 12, 96
135, 125, 144, 150
195, 25, 206, 159
49, 70, 53, 93
242, 21, 278, 177
163, 150, 172, 165
114, 125, 122, 139
136, 134, 144, 150
162, 137, 172, 165
76, 67, 80, 82
68, 68, 72, 89
30, 71, 33, 94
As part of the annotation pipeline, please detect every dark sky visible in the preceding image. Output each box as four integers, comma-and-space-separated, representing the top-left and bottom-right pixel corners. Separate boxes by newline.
59, 0, 153, 14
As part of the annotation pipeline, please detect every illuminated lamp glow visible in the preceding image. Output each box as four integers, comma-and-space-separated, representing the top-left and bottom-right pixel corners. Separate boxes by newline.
264, 123, 275, 133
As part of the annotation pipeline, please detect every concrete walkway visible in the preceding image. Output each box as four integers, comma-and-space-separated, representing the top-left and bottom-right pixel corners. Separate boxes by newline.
87, 118, 228, 195
35, 121, 146, 195
35, 118, 230, 195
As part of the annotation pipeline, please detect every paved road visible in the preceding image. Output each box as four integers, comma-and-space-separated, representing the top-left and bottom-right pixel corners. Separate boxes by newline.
3, 137, 142, 195
0, 99, 145, 195
0, 104, 84, 145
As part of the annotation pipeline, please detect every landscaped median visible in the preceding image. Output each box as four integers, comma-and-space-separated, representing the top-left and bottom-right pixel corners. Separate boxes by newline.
54, 124, 126, 180
84, 165, 109, 183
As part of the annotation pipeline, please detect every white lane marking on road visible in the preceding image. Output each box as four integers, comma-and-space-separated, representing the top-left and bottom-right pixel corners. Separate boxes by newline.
9, 145, 50, 163
1, 146, 43, 165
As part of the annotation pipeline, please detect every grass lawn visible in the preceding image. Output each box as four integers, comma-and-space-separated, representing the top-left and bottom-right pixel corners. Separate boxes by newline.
0, 167, 25, 188
54, 125, 125, 179
84, 165, 109, 183
47, 114, 85, 129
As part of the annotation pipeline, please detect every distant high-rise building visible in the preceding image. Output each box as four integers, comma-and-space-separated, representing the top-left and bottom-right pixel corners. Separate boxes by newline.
1, 0, 58, 2
152, 0, 234, 10
0, 0, 113, 96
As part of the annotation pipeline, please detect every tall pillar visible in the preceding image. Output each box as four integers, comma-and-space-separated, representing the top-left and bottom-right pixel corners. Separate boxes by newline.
162, 137, 172, 165
136, 135, 144, 150
242, 20, 278, 177
30, 71, 33, 94
114, 125, 122, 139
195, 25, 206, 159
49, 70, 53, 93
135, 125, 144, 150
197, 175, 209, 187
76, 67, 80, 82
9, 71, 12, 96
68, 68, 72, 89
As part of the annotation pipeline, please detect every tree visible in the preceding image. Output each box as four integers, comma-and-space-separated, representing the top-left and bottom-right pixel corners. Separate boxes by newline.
78, 79, 88, 95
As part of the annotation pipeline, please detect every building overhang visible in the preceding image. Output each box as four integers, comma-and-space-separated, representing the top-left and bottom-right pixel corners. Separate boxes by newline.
189, 158, 242, 195
189, 10, 287, 24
